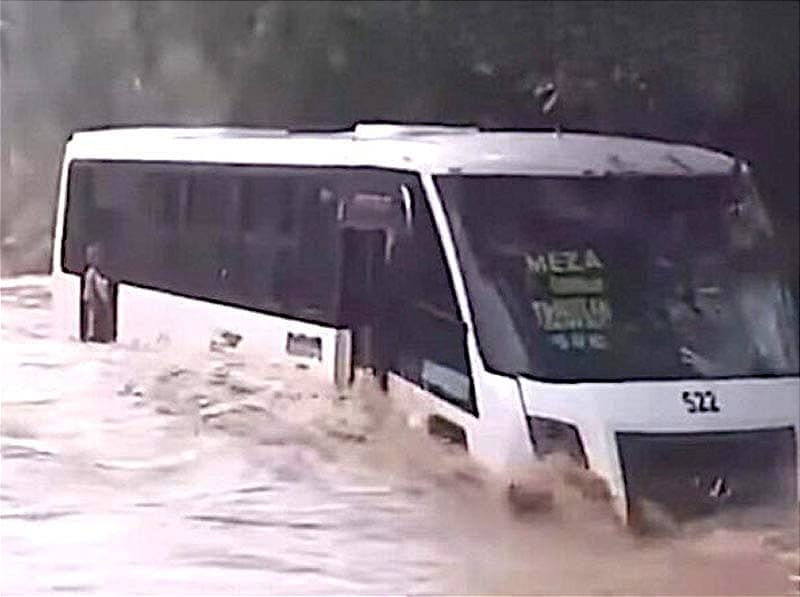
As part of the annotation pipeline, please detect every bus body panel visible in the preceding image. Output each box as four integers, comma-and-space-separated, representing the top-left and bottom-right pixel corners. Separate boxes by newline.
386, 372, 482, 445
115, 283, 347, 379
466, 365, 536, 474
63, 127, 735, 178
520, 376, 800, 518
50, 270, 348, 381
520, 376, 800, 434
51, 270, 81, 341
385, 369, 535, 474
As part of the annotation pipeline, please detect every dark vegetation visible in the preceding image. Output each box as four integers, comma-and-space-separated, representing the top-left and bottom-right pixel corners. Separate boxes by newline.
1, 1, 796, 283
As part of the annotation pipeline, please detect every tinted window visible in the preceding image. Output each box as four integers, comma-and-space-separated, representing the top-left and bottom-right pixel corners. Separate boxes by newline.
385, 192, 476, 414
186, 172, 232, 231
437, 174, 799, 381
62, 160, 349, 324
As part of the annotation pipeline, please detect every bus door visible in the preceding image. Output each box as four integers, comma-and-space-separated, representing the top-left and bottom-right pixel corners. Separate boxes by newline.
335, 186, 411, 382
339, 228, 387, 374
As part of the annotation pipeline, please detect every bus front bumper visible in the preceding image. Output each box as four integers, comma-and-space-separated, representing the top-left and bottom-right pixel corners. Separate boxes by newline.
518, 376, 800, 525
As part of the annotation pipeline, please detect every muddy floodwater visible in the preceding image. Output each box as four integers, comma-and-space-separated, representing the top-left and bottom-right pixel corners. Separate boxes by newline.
1, 277, 798, 595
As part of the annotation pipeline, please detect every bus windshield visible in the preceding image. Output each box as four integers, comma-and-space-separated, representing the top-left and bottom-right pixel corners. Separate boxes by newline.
436, 174, 799, 381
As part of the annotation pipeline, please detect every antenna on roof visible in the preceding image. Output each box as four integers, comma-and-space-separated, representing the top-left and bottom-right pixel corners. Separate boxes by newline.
731, 157, 749, 177
535, 81, 559, 114
534, 81, 562, 138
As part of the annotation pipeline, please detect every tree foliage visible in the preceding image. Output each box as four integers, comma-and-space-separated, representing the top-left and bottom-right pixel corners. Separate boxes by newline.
1, 0, 796, 278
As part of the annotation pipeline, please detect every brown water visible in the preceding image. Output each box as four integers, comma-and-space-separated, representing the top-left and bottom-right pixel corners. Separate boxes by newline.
1, 277, 798, 595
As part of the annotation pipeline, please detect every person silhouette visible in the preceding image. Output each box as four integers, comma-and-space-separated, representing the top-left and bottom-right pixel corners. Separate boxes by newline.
82, 243, 113, 343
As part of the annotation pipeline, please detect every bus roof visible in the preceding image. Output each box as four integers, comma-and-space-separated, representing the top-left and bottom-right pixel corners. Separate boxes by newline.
66, 124, 737, 176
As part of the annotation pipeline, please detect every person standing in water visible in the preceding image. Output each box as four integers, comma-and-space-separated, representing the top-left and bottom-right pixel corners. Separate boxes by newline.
82, 243, 113, 343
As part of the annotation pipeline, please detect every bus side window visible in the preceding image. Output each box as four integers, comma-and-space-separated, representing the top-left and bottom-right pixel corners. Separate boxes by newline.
237, 175, 285, 309
275, 181, 339, 320
62, 162, 95, 275
64, 162, 344, 329
238, 173, 338, 322
136, 170, 182, 287
389, 194, 476, 415
180, 171, 236, 298
65, 161, 144, 283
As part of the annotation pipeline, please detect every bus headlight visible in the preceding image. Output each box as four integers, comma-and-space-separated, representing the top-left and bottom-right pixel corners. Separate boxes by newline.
527, 416, 588, 469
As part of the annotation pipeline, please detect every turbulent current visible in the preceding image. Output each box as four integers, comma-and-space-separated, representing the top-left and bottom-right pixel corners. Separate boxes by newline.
1, 277, 798, 595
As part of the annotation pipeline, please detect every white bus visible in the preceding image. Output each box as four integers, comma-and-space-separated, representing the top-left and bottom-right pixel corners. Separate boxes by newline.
52, 124, 799, 524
